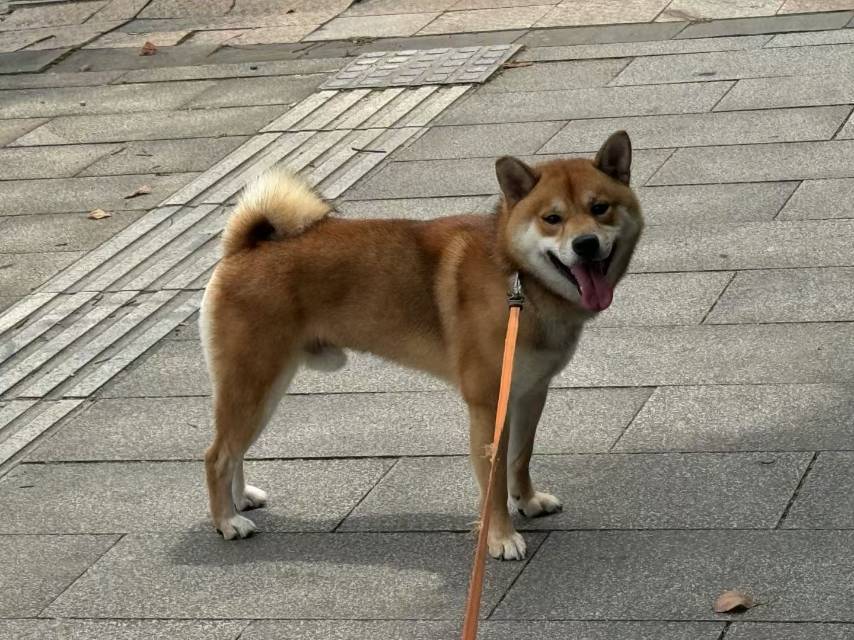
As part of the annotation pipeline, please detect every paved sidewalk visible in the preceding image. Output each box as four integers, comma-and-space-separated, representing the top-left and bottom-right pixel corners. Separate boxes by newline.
1, 6, 854, 640
1, 0, 854, 64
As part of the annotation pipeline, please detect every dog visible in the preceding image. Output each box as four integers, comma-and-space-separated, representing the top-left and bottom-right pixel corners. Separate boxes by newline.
200, 131, 643, 560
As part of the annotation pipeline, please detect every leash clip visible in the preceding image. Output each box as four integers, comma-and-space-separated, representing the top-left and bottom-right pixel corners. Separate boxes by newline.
507, 272, 524, 308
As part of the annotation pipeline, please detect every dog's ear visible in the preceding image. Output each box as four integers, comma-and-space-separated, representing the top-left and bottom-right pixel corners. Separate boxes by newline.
496, 156, 538, 206
595, 130, 632, 185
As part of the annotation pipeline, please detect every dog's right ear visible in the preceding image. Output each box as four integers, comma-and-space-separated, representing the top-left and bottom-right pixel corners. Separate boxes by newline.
496, 156, 538, 207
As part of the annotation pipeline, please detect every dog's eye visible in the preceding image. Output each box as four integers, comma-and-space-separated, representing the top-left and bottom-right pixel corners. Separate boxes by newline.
542, 213, 562, 225
590, 202, 610, 216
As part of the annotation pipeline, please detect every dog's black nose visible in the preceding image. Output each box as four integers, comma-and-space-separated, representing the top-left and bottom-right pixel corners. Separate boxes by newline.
572, 234, 600, 260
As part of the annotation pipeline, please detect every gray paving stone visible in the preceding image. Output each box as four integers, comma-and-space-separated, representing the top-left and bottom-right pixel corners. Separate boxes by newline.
0, 211, 145, 253
0, 143, 116, 180
707, 268, 854, 324
717, 74, 854, 111
336, 196, 492, 219
0, 81, 216, 119
783, 452, 854, 530
31, 388, 649, 461
138, 0, 231, 19
394, 122, 565, 161
494, 530, 854, 621
0, 295, 17, 311
676, 11, 853, 39
728, 623, 854, 640
44, 532, 540, 619
0, 534, 118, 616
0, 173, 197, 215
518, 21, 685, 48
119, 58, 347, 83
614, 43, 854, 86
346, 150, 672, 199
517, 35, 770, 62
51, 44, 222, 73
0, 251, 84, 296
203, 42, 318, 64
780, 178, 854, 220
591, 271, 731, 327
0, 48, 70, 74
634, 220, 854, 272
650, 141, 854, 185
480, 59, 628, 92
0, 1, 106, 29
437, 81, 731, 125
0, 70, 124, 91
244, 620, 723, 639
186, 74, 326, 109
559, 323, 854, 387
539, 106, 850, 153
0, 116, 46, 145
78, 136, 248, 176
13, 106, 284, 145
767, 28, 854, 47
342, 452, 809, 532
616, 383, 854, 453
0, 620, 246, 640
0, 459, 391, 534
637, 182, 797, 224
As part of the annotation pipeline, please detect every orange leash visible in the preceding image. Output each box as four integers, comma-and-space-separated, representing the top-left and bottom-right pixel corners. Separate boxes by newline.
460, 274, 524, 640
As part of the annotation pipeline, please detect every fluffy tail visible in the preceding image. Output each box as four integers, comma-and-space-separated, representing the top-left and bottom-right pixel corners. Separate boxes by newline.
221, 168, 331, 257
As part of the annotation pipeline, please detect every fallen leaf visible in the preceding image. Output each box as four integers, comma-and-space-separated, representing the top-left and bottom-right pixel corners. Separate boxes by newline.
88, 209, 112, 220
124, 184, 152, 199
714, 590, 754, 613
140, 41, 157, 56
503, 61, 533, 69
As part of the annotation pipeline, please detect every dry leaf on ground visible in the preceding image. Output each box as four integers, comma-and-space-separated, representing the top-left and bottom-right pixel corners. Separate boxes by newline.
140, 41, 157, 56
125, 184, 152, 199
714, 590, 755, 613
88, 209, 112, 220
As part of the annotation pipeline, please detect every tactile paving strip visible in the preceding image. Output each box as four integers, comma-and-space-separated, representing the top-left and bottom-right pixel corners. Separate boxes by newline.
321, 45, 521, 90
0, 83, 474, 468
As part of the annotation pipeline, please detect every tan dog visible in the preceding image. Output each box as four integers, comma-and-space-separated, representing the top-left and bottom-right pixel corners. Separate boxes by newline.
200, 131, 643, 559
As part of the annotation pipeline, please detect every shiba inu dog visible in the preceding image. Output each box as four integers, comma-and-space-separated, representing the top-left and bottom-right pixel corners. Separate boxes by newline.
200, 131, 643, 560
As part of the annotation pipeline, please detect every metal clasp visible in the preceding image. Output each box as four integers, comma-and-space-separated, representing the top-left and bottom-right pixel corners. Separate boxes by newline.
507, 272, 524, 308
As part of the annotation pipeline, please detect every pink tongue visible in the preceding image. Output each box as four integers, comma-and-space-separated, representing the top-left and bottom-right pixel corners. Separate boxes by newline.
569, 262, 614, 312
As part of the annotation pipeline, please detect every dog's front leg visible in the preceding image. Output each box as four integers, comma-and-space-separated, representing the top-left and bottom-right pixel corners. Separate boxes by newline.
467, 402, 527, 560
508, 383, 563, 518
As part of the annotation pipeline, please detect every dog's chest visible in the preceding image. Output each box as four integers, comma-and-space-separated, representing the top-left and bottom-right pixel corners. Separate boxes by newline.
512, 320, 581, 396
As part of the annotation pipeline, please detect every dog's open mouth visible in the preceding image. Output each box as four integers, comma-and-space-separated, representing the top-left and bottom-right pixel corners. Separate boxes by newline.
547, 250, 614, 312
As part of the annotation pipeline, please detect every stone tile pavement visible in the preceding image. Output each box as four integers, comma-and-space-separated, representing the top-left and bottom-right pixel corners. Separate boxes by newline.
1, 0, 854, 61
0, 7, 854, 640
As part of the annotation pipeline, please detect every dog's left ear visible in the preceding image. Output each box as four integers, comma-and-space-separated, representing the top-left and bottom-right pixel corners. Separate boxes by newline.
595, 130, 632, 185
496, 156, 538, 206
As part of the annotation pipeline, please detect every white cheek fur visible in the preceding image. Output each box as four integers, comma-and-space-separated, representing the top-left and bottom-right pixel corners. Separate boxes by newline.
512, 222, 582, 301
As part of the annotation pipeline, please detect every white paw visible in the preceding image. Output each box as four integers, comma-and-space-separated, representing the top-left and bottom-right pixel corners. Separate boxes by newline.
514, 491, 563, 518
488, 530, 527, 561
218, 514, 257, 540
236, 485, 268, 511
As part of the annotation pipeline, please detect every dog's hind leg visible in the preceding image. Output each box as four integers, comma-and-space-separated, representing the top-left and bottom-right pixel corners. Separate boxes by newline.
201, 283, 298, 539
205, 356, 296, 540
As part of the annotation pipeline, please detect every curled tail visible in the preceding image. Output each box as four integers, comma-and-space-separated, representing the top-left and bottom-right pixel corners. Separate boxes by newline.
221, 168, 331, 257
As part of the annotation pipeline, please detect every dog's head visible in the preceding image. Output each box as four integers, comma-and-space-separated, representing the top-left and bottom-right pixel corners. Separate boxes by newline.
496, 131, 643, 313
